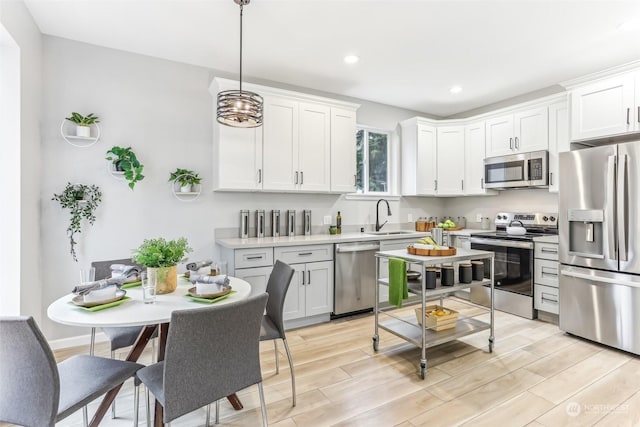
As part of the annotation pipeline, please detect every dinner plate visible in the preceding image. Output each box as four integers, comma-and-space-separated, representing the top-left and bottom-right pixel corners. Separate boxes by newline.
71, 289, 127, 307
187, 286, 232, 299
406, 270, 422, 281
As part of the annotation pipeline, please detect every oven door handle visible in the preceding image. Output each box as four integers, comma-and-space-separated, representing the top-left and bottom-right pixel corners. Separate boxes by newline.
470, 238, 534, 249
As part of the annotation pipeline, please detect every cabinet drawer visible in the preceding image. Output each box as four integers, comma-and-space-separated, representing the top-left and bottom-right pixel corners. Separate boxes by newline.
274, 244, 333, 264
535, 242, 559, 260
234, 247, 274, 269
535, 284, 559, 314
535, 259, 559, 287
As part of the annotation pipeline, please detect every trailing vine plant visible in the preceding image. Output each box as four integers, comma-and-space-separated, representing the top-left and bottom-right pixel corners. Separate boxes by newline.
52, 182, 102, 262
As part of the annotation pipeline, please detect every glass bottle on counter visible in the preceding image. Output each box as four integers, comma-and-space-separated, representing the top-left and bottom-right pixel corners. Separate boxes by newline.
337, 211, 342, 234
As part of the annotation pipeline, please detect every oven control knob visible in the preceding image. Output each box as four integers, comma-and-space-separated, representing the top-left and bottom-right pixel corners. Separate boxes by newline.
497, 215, 503, 220
550, 216, 556, 222
542, 216, 548, 222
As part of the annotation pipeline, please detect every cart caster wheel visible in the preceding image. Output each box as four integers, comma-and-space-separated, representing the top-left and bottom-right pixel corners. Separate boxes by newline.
372, 336, 379, 352
420, 362, 426, 379
488, 337, 494, 353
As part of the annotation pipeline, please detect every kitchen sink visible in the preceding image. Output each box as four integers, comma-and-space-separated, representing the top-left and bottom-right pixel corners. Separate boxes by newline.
365, 230, 416, 236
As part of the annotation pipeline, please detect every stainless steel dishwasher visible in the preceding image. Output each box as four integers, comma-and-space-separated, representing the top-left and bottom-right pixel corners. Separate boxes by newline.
333, 241, 379, 316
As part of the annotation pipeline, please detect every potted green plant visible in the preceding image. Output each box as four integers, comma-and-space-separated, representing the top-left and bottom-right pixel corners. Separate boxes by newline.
65, 112, 99, 137
52, 183, 102, 262
131, 237, 192, 294
168, 168, 202, 193
105, 146, 145, 190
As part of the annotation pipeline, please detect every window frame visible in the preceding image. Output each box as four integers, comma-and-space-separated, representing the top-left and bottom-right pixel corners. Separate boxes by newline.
354, 125, 393, 196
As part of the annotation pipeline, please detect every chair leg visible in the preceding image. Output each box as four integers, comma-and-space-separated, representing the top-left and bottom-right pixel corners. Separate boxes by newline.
145, 387, 151, 427
82, 406, 88, 427
282, 338, 296, 407
274, 340, 279, 374
89, 327, 96, 355
111, 350, 117, 419
215, 400, 220, 424
134, 384, 140, 426
152, 338, 157, 362
206, 404, 210, 426
257, 382, 268, 427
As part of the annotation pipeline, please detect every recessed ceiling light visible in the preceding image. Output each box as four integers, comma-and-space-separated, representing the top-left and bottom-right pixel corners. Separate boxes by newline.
618, 18, 640, 31
450, 85, 463, 94
344, 55, 359, 64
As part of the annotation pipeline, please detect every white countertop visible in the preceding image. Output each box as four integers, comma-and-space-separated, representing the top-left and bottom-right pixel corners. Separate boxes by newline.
448, 228, 494, 236
216, 231, 429, 249
533, 235, 559, 244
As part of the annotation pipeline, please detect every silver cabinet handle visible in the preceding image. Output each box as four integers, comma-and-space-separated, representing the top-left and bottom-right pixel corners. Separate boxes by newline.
627, 107, 631, 125
307, 270, 311, 284
258, 168, 262, 183
541, 293, 558, 304
246, 255, 263, 260
461, 179, 464, 191
434, 180, 438, 191
295, 171, 299, 184
354, 174, 357, 186
481, 177, 484, 188
301, 270, 305, 285
297, 252, 313, 256
515, 136, 519, 150
509, 137, 514, 149
300, 171, 304, 185
541, 268, 558, 276
549, 172, 553, 186
638, 106, 639, 124
541, 247, 558, 253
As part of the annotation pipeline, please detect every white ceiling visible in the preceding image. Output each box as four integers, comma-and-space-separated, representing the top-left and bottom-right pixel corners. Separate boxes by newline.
23, 0, 640, 117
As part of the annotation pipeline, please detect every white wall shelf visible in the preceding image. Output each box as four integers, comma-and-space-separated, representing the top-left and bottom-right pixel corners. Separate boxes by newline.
60, 119, 100, 147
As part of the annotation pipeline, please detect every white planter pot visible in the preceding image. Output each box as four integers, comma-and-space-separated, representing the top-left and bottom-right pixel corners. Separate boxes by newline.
76, 125, 91, 137
180, 184, 192, 193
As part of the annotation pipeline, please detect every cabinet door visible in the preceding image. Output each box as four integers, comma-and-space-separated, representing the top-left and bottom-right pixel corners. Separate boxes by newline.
548, 101, 569, 193
436, 126, 465, 195
486, 114, 514, 157
283, 264, 306, 321
299, 103, 331, 192
416, 124, 437, 195
263, 96, 299, 191
514, 107, 549, 152
330, 108, 357, 193
234, 266, 273, 296
215, 125, 263, 190
305, 260, 333, 316
464, 121, 488, 195
570, 74, 635, 141
635, 72, 640, 132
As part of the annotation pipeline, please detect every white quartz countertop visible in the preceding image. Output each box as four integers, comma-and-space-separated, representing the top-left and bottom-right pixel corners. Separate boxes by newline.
216, 231, 430, 249
533, 235, 559, 244
448, 228, 494, 236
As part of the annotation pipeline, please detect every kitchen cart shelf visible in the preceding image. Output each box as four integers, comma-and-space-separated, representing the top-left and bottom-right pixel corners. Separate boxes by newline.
373, 248, 495, 379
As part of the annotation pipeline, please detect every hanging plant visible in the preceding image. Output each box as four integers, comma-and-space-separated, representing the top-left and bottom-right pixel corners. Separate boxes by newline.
105, 146, 145, 190
52, 182, 102, 262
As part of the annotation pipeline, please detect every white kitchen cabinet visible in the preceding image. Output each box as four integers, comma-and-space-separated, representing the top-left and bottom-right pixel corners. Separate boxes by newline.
298, 103, 331, 192
486, 107, 549, 157
464, 121, 495, 195
401, 118, 437, 196
330, 108, 357, 193
213, 125, 263, 191
548, 100, 569, 193
436, 126, 465, 195
234, 265, 273, 297
570, 73, 638, 141
534, 241, 559, 317
262, 96, 299, 191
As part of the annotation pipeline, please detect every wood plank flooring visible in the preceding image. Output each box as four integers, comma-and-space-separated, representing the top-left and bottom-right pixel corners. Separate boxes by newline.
10, 297, 640, 426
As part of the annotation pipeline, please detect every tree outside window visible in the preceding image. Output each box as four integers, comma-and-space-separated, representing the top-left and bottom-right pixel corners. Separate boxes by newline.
356, 127, 389, 193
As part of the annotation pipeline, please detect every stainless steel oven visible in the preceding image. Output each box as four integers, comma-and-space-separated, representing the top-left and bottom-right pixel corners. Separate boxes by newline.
484, 150, 548, 189
469, 212, 557, 319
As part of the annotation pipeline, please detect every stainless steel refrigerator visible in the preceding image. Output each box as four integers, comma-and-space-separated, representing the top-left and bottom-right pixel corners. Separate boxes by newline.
559, 141, 640, 355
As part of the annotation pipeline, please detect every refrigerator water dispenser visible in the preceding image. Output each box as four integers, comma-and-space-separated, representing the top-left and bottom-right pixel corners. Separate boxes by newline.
568, 209, 604, 258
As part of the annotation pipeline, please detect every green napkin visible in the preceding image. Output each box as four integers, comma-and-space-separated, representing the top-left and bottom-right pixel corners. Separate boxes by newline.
185, 290, 236, 304
121, 280, 142, 289
69, 296, 132, 312
388, 258, 408, 308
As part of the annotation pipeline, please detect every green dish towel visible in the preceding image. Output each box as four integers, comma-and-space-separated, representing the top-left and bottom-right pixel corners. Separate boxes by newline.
388, 258, 408, 308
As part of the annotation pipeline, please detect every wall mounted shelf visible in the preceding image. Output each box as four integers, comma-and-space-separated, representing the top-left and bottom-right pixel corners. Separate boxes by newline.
60, 119, 101, 147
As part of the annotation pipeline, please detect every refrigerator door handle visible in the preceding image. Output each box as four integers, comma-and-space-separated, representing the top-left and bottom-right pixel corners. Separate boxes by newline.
618, 154, 628, 262
561, 268, 640, 289
607, 155, 617, 260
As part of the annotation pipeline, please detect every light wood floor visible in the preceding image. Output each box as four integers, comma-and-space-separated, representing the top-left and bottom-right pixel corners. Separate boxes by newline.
21, 298, 640, 426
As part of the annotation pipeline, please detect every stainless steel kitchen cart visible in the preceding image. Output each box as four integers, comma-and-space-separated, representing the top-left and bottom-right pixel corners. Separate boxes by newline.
373, 248, 495, 379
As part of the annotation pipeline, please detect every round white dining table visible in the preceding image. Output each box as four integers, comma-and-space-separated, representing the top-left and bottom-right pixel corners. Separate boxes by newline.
48, 276, 252, 328
47, 275, 252, 427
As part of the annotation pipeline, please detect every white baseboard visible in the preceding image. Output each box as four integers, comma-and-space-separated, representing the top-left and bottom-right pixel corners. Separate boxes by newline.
48, 331, 108, 350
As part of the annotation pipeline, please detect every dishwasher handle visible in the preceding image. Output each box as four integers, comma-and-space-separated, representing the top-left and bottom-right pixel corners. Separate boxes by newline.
335, 243, 380, 253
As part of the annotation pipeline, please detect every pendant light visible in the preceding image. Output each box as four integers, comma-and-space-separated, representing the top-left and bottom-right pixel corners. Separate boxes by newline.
217, 0, 263, 128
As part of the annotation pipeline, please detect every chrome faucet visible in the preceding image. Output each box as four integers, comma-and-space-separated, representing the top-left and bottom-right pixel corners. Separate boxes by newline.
375, 199, 392, 231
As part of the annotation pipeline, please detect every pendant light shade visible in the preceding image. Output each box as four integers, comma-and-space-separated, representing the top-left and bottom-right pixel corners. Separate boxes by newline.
217, 0, 263, 128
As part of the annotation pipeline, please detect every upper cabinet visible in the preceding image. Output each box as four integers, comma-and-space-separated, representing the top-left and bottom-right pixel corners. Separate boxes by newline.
208, 78, 359, 193
569, 72, 639, 141
436, 126, 465, 195
464, 121, 495, 196
486, 106, 549, 157
401, 119, 437, 196
548, 99, 569, 193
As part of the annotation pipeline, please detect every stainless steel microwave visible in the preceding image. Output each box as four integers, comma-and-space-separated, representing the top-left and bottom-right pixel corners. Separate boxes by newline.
483, 150, 548, 189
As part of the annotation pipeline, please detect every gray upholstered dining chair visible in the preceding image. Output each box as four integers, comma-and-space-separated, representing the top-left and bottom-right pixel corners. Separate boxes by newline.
134, 293, 269, 427
0, 316, 144, 427
260, 260, 297, 406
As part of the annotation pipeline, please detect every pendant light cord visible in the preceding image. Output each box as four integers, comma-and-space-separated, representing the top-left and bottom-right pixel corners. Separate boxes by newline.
239, 3, 244, 94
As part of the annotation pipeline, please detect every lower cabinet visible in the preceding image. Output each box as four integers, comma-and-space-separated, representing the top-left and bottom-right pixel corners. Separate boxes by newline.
283, 261, 334, 321
534, 241, 559, 316
233, 266, 273, 296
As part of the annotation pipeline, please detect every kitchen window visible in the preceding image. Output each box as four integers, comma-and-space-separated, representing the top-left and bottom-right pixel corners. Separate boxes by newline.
356, 127, 390, 194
